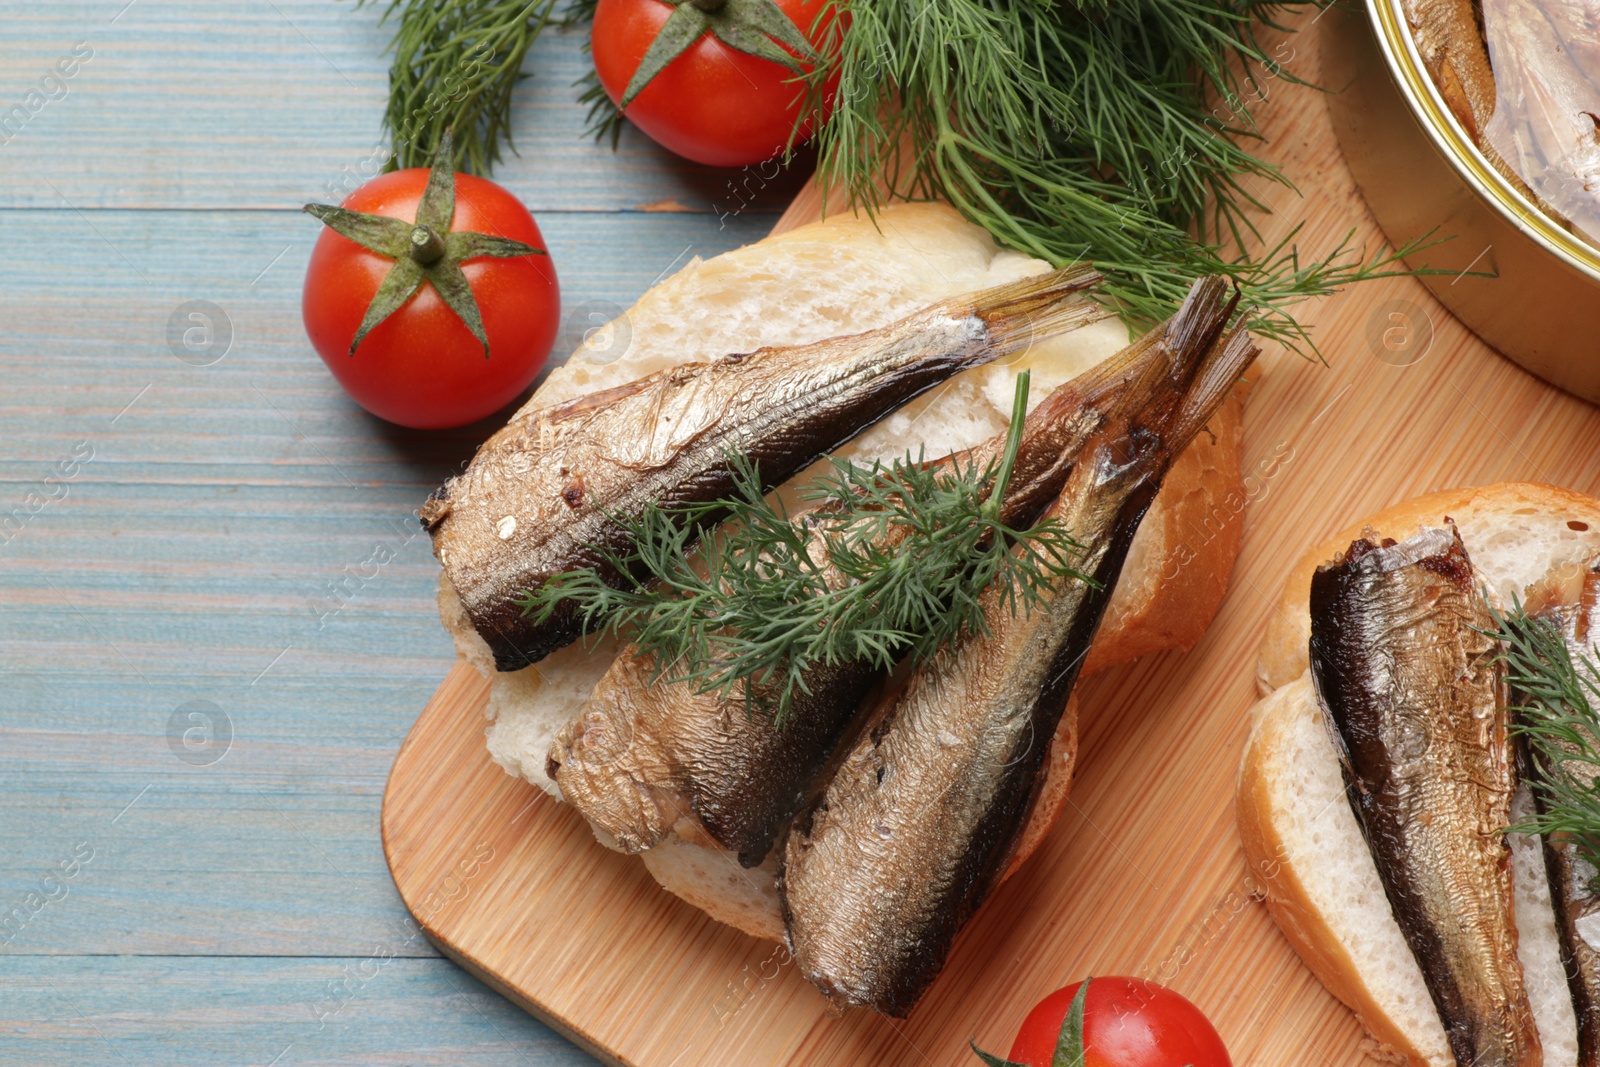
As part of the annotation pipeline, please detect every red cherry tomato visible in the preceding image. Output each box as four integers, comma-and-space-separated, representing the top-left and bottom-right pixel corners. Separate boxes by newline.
591, 0, 840, 167
302, 169, 559, 430
1007, 978, 1232, 1067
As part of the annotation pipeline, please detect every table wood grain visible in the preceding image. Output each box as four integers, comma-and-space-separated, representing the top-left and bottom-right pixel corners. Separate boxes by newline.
0, 2, 799, 1063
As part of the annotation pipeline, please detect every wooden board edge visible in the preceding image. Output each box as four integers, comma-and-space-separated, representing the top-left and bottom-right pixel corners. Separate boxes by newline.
417, 923, 633, 1067
379, 174, 831, 1064
377, 662, 627, 1063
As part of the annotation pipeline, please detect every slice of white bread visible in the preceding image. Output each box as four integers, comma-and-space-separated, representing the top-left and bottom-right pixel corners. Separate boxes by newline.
1240, 672, 1578, 1065
438, 202, 1250, 940
1239, 484, 1600, 1064
1257, 483, 1600, 692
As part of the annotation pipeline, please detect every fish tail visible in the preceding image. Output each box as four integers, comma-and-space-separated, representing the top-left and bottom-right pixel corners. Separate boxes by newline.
967, 263, 1104, 357
1086, 275, 1238, 429
1166, 275, 1237, 359
1013, 328, 1161, 447
1079, 275, 1247, 448
1162, 325, 1258, 451
1102, 275, 1253, 456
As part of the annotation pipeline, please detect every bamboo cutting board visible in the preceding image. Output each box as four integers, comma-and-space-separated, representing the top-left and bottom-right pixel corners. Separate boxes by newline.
381, 11, 1600, 1066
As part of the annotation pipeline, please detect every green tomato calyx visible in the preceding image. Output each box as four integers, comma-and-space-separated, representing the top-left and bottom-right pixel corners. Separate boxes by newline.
619, 0, 818, 111
970, 978, 1091, 1067
303, 129, 546, 359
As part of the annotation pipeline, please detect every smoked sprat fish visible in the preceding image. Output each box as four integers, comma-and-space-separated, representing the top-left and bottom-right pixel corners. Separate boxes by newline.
1403, 0, 1500, 141
781, 282, 1257, 1017
548, 278, 1241, 867
1519, 552, 1600, 1065
1398, 0, 1547, 205
1310, 526, 1541, 1067
1482, 0, 1600, 245
421, 266, 1102, 672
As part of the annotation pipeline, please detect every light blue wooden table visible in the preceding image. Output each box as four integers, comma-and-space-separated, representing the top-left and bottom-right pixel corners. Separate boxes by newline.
0, 4, 807, 1062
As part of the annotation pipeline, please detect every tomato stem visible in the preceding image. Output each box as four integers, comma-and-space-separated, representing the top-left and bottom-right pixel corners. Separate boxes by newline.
303, 131, 545, 359
688, 0, 729, 10
409, 225, 446, 266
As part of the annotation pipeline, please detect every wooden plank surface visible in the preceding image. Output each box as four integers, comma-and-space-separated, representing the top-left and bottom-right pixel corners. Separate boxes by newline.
381, 10, 1600, 1067
0, 956, 589, 1066
0, 2, 810, 213
0, 1, 797, 1063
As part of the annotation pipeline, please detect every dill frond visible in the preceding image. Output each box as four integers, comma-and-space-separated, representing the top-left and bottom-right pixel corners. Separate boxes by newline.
516, 374, 1090, 722
351, 0, 564, 174
1493, 603, 1600, 889
802, 0, 1445, 356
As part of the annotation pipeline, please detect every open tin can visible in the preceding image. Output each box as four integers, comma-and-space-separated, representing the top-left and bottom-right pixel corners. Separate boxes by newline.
1324, 0, 1600, 402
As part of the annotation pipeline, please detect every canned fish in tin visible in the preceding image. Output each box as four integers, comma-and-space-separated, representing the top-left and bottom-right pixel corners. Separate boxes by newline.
1324, 0, 1600, 401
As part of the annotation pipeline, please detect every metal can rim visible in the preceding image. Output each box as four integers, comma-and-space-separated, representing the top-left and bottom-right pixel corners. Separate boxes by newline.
1367, 0, 1600, 282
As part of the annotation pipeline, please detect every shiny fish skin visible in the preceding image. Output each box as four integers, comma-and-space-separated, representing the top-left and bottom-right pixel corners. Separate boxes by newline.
1310, 527, 1541, 1067
550, 281, 1238, 867
552, 640, 881, 859
781, 287, 1256, 1017
420, 267, 1102, 672
1521, 553, 1600, 1065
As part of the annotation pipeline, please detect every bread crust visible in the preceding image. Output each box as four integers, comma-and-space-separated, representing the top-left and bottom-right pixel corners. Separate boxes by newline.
1237, 678, 1434, 1067
1243, 481, 1600, 1063
1087, 391, 1246, 675
1257, 482, 1600, 692
1005, 694, 1080, 883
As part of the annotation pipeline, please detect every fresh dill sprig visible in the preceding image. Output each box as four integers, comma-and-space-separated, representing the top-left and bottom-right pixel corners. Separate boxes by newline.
351, 0, 563, 174
561, 0, 598, 23
561, 0, 628, 145
800, 0, 1446, 356
515, 374, 1089, 722
1493, 604, 1600, 889
576, 72, 626, 147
